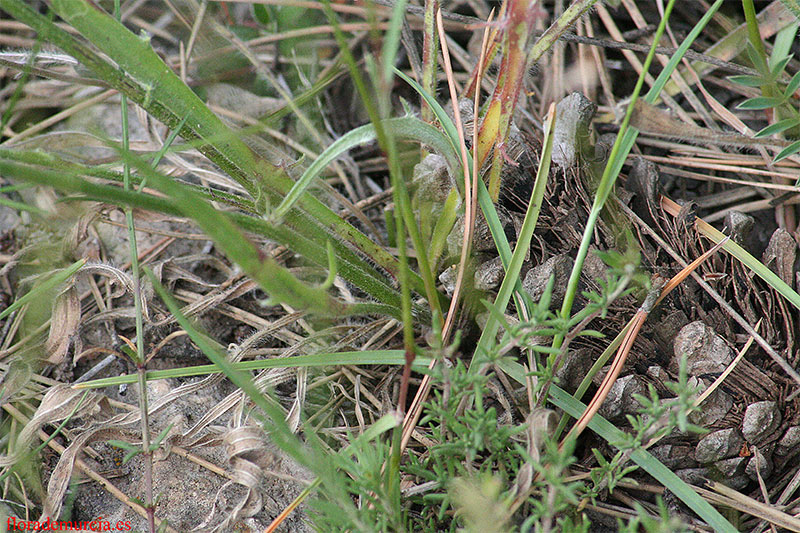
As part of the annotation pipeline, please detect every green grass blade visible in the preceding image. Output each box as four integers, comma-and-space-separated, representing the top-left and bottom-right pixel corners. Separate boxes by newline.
0, 156, 407, 314
428, 189, 461, 268
395, 66, 533, 314
558, 0, 722, 332
394, 67, 463, 159
114, 148, 348, 316
44, 0, 263, 196
473, 106, 556, 368
381, 0, 408, 86
272, 117, 461, 222
693, 216, 800, 312
73, 350, 434, 389
0, 196, 49, 216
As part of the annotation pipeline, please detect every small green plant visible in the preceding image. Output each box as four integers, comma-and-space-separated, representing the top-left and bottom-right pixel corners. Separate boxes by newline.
6, 1, 794, 531
731, 1, 800, 162
400, 353, 705, 531
403, 361, 564, 531
732, 41, 800, 162
617, 499, 690, 533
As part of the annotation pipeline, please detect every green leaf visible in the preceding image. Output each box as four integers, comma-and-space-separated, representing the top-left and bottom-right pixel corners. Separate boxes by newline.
107, 440, 139, 452
0, 154, 406, 315
5, 0, 423, 299
754, 117, 800, 137
150, 423, 174, 451
772, 22, 799, 66
728, 74, 766, 88
252, 4, 273, 25
746, 42, 770, 76
393, 67, 463, 161
577, 330, 606, 338
784, 69, 800, 96
115, 148, 347, 316
737, 96, 784, 110
696, 218, 800, 312
472, 104, 556, 369
271, 116, 461, 223
428, 189, 461, 268
769, 53, 793, 77
74, 350, 433, 389
381, 0, 408, 86
774, 139, 800, 162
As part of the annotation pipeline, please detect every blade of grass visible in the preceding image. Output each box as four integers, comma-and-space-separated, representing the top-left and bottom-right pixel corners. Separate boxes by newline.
323, 0, 442, 322
0, 146, 256, 212
271, 116, 461, 223
0, 156, 408, 316
114, 148, 348, 316
41, 0, 259, 197
553, 0, 722, 353
120, 44, 158, 533
661, 196, 800, 311
114, 0, 154, 526
472, 103, 556, 370
395, 66, 533, 313
73, 350, 433, 389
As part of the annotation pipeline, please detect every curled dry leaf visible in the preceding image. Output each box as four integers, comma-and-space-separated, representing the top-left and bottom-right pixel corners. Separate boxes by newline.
285, 366, 308, 434
45, 285, 80, 364
0, 384, 105, 468
513, 408, 558, 500
43, 426, 137, 522
66, 203, 104, 260
79, 262, 148, 318
195, 426, 277, 532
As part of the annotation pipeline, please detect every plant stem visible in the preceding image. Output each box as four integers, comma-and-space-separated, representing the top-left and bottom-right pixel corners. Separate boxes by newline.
420, 0, 439, 129
113, 0, 153, 529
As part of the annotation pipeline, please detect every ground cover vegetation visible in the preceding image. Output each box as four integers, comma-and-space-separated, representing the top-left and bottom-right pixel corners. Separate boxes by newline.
1, 0, 800, 531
